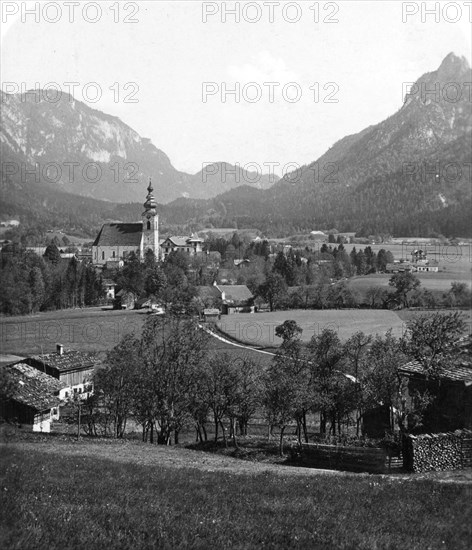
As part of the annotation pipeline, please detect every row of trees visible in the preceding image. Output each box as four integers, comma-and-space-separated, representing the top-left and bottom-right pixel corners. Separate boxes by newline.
76, 312, 466, 455
0, 243, 104, 315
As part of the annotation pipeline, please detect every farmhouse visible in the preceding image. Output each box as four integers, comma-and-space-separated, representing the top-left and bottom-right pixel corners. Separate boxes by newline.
0, 363, 62, 432
22, 344, 99, 399
214, 284, 255, 314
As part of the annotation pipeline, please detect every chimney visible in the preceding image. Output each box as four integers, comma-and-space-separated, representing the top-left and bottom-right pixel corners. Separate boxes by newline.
56, 343, 64, 356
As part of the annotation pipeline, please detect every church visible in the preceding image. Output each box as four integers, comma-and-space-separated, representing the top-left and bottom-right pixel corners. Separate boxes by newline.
92, 179, 203, 266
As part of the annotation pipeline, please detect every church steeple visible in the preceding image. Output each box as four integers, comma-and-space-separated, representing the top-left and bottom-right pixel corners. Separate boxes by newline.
143, 177, 157, 213
141, 177, 159, 260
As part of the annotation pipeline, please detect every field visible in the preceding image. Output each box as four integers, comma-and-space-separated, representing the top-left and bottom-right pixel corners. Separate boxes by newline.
1, 435, 472, 549
217, 309, 407, 347
0, 307, 148, 357
0, 307, 273, 367
348, 272, 471, 296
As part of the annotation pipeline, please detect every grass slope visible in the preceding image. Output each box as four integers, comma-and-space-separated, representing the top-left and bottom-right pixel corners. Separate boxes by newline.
1, 439, 472, 549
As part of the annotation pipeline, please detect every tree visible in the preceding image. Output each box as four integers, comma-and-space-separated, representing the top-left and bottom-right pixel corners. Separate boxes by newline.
388, 272, 421, 308
401, 312, 466, 375
344, 331, 372, 435
275, 320, 302, 344
200, 353, 240, 445
43, 243, 61, 265
257, 273, 287, 311
29, 266, 45, 312
447, 281, 472, 307
308, 328, 346, 436
140, 316, 209, 444
94, 335, 140, 438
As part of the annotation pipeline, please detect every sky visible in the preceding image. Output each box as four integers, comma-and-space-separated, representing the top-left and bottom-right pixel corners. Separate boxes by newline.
1, 0, 471, 176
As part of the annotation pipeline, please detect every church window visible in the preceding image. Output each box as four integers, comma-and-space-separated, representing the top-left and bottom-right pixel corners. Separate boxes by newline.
147, 221, 151, 230
112, 251, 116, 258
102, 251, 105, 260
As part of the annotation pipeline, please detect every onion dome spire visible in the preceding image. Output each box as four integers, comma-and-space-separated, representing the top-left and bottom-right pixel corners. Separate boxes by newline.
143, 177, 157, 212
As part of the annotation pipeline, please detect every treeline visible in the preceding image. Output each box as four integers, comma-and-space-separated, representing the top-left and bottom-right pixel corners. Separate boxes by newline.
72, 312, 466, 454
0, 243, 104, 315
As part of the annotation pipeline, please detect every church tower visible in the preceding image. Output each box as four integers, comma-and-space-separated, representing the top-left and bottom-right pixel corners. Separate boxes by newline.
141, 178, 159, 260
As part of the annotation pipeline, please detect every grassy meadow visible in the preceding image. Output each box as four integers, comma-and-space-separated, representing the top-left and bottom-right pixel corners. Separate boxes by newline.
217, 309, 407, 347
1, 437, 472, 550
0, 307, 148, 357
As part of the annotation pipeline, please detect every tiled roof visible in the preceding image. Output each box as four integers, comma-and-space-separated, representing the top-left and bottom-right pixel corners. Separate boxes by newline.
27, 350, 99, 373
399, 360, 472, 383
4, 363, 62, 410
217, 285, 254, 304
92, 223, 143, 247
161, 236, 192, 247
197, 286, 221, 301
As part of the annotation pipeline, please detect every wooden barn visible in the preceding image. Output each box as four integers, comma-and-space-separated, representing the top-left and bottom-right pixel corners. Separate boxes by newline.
0, 363, 62, 432
399, 343, 472, 433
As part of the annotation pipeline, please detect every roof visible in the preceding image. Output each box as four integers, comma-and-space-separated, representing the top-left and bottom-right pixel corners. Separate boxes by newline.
92, 223, 143, 247
4, 363, 62, 410
399, 360, 472, 384
161, 236, 192, 247
27, 350, 99, 374
216, 285, 254, 304
196, 286, 221, 301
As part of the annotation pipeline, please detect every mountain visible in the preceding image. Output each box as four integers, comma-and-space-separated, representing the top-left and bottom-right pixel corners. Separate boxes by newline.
164, 53, 472, 237
1, 53, 470, 238
0, 92, 277, 204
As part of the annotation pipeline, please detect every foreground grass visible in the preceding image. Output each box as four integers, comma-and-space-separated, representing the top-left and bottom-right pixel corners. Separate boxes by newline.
1, 443, 472, 549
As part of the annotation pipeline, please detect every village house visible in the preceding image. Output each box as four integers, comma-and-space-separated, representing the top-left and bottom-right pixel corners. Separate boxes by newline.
0, 363, 62, 432
160, 234, 204, 259
102, 278, 117, 301
22, 344, 99, 400
214, 284, 255, 314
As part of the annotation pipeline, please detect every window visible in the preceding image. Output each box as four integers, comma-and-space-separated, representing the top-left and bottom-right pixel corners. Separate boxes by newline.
102, 251, 105, 260
112, 250, 116, 258
147, 221, 151, 230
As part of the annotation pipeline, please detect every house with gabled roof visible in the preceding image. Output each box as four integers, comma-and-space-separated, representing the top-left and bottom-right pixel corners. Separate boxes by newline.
160, 234, 204, 259
214, 284, 255, 314
0, 363, 62, 432
22, 344, 100, 400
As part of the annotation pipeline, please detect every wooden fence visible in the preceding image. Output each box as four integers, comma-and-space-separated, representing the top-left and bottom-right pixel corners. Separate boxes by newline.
293, 443, 403, 473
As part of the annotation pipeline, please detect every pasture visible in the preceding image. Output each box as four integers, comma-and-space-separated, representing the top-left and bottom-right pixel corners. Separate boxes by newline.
0, 307, 148, 357
1, 436, 472, 549
217, 309, 407, 347
348, 272, 471, 296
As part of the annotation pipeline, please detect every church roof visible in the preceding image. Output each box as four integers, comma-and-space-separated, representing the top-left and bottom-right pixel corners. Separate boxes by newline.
92, 223, 143, 247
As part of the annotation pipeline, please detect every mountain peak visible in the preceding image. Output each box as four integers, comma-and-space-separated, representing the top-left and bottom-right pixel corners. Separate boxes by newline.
436, 52, 470, 79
